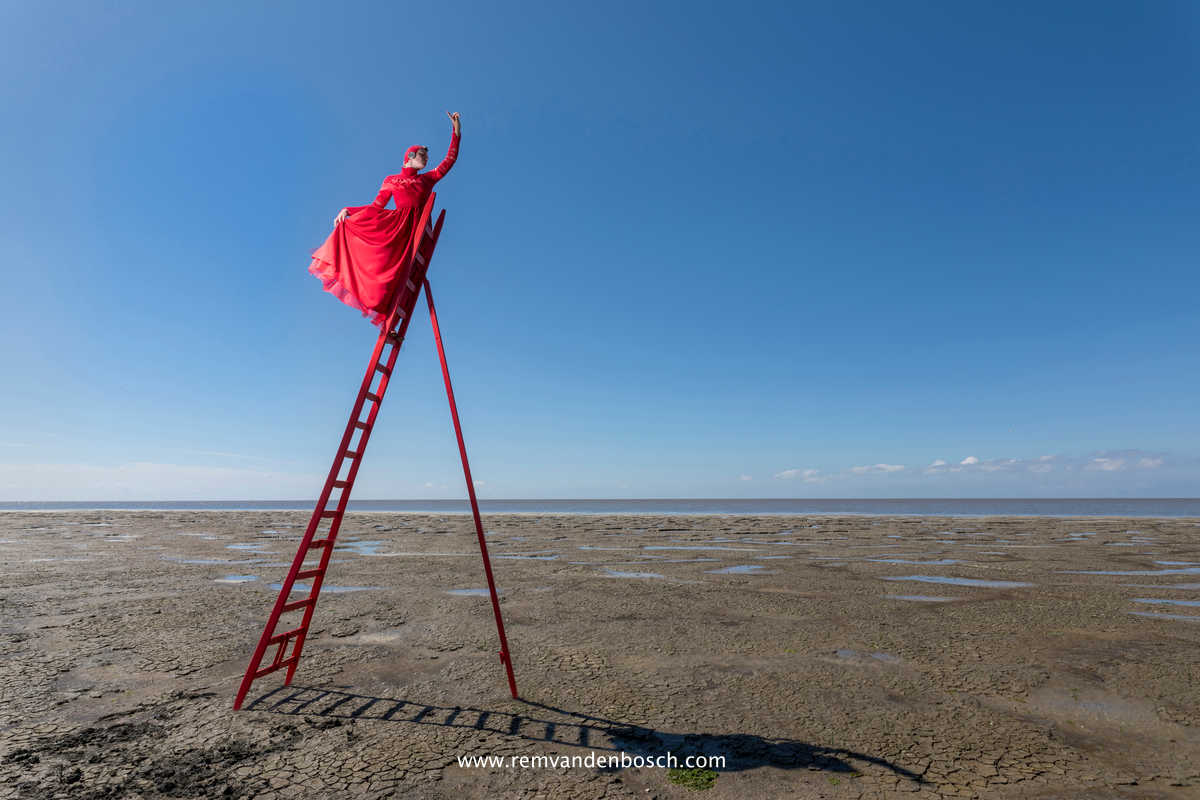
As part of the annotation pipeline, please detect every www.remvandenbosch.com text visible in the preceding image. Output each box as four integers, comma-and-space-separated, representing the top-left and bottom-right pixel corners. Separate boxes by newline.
456, 751, 724, 769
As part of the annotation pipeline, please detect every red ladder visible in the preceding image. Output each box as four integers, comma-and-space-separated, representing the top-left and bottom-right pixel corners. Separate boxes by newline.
233, 193, 518, 710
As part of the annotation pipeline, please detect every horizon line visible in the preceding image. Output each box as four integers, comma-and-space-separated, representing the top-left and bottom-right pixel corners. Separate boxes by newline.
2, 497, 1198, 504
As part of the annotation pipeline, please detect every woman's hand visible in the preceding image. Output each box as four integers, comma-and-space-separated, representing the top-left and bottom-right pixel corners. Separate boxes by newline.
447, 111, 461, 135
334, 208, 348, 225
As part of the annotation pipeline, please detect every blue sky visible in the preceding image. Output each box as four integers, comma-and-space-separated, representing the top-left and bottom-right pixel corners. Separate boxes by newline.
1, 1, 1197, 500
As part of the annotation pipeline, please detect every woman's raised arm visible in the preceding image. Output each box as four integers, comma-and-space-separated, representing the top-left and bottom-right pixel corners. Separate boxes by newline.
426, 112, 461, 183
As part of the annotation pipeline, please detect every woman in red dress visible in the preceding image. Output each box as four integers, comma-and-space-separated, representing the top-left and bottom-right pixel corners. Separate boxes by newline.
309, 112, 461, 327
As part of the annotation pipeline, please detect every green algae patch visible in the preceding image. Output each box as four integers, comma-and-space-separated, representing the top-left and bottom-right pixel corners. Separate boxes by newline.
667, 766, 718, 790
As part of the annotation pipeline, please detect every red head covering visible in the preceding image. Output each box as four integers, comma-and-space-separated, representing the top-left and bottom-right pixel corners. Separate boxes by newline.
404, 145, 427, 163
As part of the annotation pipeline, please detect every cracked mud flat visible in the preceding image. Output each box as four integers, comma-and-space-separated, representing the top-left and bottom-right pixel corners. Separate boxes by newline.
1, 512, 1198, 799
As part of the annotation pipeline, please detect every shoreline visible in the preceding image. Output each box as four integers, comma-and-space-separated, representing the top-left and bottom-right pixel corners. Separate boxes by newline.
3, 507, 1199, 520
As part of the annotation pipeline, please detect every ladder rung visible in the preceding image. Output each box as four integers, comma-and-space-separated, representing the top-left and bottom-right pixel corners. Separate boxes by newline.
344, 450, 360, 460
375, 363, 392, 377
308, 538, 332, 549
414, 252, 426, 266
364, 392, 381, 404
296, 569, 323, 580
332, 480, 349, 489
281, 596, 317, 613
354, 421, 370, 430
405, 280, 416, 292
253, 655, 299, 680
268, 625, 306, 646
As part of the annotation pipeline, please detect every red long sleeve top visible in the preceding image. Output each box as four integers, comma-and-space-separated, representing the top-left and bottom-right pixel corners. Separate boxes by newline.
348, 131, 460, 215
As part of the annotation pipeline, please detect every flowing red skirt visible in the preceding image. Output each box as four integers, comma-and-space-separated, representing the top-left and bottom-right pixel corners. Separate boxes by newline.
308, 204, 421, 327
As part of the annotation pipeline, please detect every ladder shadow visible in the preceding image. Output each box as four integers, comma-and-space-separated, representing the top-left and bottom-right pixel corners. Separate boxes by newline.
243, 686, 926, 783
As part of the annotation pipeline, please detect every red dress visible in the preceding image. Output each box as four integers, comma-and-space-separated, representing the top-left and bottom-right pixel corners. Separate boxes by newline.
309, 131, 460, 326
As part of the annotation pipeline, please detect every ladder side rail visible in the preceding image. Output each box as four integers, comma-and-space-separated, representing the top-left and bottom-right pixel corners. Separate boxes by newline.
383, 204, 443, 337
383, 193, 438, 332
282, 333, 407, 683
233, 329, 395, 709
423, 277, 519, 699
391, 210, 446, 332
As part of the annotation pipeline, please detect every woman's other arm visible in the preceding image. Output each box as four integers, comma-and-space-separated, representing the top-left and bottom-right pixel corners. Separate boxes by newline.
335, 185, 391, 224
426, 112, 461, 183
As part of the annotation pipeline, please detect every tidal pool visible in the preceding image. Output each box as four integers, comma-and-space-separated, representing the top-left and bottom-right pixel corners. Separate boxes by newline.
707, 565, 772, 575
1133, 598, 1200, 608
644, 545, 760, 552
883, 575, 1033, 589
333, 540, 387, 556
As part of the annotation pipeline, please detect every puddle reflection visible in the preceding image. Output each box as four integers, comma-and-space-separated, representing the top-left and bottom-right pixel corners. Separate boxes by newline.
883, 575, 1033, 588
1133, 597, 1200, 608
707, 565, 773, 575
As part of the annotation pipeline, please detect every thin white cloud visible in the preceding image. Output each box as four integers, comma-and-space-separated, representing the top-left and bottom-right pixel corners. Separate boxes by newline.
738, 474, 752, 481
933, 451, 1168, 476
924, 459, 948, 475
850, 463, 905, 475
777, 449, 1174, 485
775, 468, 827, 483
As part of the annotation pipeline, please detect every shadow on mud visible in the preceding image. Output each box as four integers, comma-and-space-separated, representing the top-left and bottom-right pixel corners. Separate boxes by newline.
245, 686, 925, 784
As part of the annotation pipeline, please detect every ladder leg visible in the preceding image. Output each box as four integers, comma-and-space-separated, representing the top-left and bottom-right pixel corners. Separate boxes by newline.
423, 278, 519, 699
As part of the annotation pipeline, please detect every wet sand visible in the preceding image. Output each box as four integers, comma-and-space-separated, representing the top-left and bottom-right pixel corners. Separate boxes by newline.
1, 511, 1199, 799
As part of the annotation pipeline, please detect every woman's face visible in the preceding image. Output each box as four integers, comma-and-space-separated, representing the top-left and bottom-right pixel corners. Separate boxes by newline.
406, 148, 429, 169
